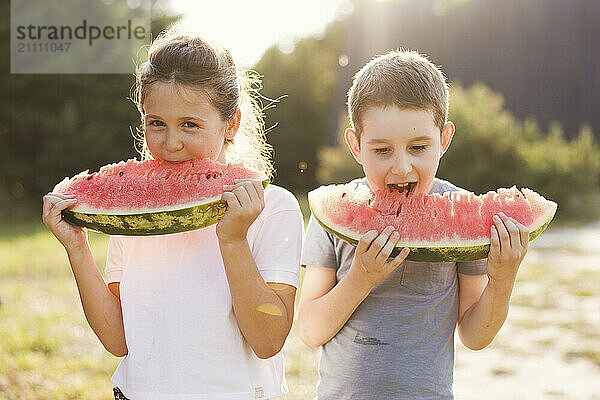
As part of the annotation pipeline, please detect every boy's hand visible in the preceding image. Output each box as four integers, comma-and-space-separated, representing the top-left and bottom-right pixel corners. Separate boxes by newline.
350, 226, 410, 289
217, 179, 265, 243
487, 212, 529, 290
42, 193, 88, 252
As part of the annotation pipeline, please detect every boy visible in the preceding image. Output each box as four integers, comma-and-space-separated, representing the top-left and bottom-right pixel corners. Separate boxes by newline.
297, 51, 529, 399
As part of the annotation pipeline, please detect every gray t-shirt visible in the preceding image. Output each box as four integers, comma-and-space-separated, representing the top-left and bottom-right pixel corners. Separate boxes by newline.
302, 178, 487, 400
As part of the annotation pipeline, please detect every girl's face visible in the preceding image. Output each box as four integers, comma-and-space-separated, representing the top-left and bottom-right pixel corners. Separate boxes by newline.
143, 82, 239, 163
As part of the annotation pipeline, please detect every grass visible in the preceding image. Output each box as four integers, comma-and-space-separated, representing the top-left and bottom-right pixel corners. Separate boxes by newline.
0, 223, 118, 400
0, 220, 319, 399
2, 215, 600, 398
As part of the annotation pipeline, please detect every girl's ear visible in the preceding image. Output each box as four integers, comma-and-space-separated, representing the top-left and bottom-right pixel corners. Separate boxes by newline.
440, 121, 455, 157
345, 128, 363, 165
225, 109, 241, 140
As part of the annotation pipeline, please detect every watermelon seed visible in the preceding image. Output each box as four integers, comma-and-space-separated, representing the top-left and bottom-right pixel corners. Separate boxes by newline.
86, 175, 93, 180
206, 174, 211, 179
342, 193, 346, 198
119, 171, 124, 177
396, 204, 402, 216
213, 173, 217, 179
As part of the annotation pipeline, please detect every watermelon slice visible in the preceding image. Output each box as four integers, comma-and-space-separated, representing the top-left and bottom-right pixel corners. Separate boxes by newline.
53, 158, 268, 236
308, 182, 557, 262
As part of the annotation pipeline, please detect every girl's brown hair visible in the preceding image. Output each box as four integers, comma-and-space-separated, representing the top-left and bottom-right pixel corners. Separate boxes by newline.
133, 28, 272, 175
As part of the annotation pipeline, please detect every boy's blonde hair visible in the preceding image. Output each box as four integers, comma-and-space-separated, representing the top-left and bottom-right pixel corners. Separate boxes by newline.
347, 50, 449, 138
133, 28, 272, 176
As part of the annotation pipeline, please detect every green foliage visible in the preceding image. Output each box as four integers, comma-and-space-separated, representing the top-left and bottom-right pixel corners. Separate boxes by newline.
316, 113, 362, 184
0, 8, 178, 211
254, 19, 347, 191
316, 83, 600, 219
443, 84, 600, 217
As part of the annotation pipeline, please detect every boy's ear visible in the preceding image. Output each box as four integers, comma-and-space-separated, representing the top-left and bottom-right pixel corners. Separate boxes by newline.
440, 121, 455, 157
344, 128, 363, 165
225, 109, 241, 140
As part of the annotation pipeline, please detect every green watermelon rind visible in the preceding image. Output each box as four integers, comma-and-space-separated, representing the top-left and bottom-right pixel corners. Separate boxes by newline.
62, 179, 269, 236
308, 193, 557, 263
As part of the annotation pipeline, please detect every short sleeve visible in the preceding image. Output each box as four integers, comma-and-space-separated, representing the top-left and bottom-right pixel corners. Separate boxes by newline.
457, 258, 487, 275
250, 187, 303, 288
105, 236, 124, 283
301, 214, 337, 269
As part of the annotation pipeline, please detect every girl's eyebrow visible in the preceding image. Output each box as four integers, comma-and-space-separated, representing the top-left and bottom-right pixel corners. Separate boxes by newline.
179, 116, 208, 123
144, 114, 208, 122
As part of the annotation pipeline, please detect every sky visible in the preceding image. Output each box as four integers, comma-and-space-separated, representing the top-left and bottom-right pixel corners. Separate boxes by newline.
167, 0, 354, 67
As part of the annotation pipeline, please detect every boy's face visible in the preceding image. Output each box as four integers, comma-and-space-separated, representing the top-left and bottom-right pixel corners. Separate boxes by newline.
345, 106, 454, 195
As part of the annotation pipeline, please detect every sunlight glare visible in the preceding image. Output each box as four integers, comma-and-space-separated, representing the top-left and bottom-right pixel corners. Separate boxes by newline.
169, 0, 351, 66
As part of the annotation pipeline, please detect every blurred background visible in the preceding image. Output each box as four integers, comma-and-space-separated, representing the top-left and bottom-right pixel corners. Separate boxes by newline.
1, 0, 599, 399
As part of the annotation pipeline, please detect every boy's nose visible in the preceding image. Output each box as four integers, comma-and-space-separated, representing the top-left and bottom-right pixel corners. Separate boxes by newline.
391, 155, 412, 176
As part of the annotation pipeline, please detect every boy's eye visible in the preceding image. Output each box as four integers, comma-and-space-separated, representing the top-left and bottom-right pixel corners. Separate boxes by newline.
374, 148, 391, 154
410, 145, 427, 152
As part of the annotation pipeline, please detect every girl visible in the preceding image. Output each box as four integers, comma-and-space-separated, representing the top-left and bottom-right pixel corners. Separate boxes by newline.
42, 29, 303, 400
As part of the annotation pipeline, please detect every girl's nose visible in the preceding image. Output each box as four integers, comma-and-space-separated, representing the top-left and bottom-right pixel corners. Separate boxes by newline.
164, 131, 183, 152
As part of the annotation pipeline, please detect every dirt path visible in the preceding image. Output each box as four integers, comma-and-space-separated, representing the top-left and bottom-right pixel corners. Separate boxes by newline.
284, 222, 600, 399
454, 222, 600, 399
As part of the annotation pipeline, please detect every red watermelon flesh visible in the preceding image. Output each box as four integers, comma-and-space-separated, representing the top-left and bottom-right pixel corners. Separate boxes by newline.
53, 158, 267, 214
309, 183, 557, 248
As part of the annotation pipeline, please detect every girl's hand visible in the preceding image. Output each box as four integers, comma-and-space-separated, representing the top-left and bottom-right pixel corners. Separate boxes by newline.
350, 226, 410, 289
216, 179, 265, 243
487, 212, 529, 290
42, 193, 88, 251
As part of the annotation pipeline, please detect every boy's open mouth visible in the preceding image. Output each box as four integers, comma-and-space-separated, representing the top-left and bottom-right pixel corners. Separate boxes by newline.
387, 182, 416, 195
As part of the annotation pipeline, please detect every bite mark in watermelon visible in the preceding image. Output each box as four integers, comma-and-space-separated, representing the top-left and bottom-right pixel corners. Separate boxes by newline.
308, 182, 557, 262
53, 158, 268, 235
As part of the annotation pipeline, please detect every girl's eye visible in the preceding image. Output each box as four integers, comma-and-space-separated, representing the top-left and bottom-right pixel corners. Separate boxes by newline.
148, 120, 165, 127
410, 145, 427, 152
183, 121, 199, 128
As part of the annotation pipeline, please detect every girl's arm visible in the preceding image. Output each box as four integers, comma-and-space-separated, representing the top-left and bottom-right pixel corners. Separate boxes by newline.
457, 213, 529, 350
217, 180, 298, 359
296, 228, 410, 348
219, 240, 296, 359
42, 193, 127, 357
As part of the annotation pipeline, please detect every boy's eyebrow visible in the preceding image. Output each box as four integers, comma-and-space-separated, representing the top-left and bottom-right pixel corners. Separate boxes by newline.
365, 135, 433, 144
365, 139, 391, 144
411, 135, 434, 141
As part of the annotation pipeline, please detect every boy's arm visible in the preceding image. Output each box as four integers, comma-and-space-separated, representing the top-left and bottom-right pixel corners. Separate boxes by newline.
297, 227, 410, 348
457, 213, 529, 350
297, 265, 369, 347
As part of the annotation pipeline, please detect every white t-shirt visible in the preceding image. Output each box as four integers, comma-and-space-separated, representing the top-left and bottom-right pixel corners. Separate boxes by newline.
104, 185, 303, 400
